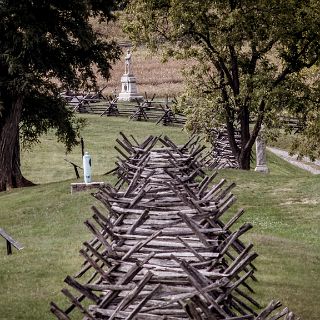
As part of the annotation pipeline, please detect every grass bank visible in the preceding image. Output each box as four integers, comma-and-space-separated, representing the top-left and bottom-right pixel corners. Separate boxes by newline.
0, 115, 319, 319
21, 114, 187, 184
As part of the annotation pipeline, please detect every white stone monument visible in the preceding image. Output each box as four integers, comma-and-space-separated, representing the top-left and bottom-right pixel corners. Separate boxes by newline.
118, 49, 143, 101
255, 133, 269, 173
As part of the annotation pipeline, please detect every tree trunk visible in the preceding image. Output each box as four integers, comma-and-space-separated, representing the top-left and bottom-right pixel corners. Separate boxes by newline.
237, 103, 251, 170
0, 97, 34, 191
12, 136, 35, 188
238, 148, 251, 170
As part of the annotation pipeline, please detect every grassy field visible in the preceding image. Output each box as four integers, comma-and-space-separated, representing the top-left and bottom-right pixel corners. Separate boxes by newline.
21, 115, 187, 184
0, 115, 319, 319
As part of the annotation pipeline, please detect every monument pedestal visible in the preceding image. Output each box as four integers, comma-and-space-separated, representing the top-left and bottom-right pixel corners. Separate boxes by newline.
118, 74, 143, 102
70, 182, 105, 194
255, 135, 269, 173
255, 165, 269, 173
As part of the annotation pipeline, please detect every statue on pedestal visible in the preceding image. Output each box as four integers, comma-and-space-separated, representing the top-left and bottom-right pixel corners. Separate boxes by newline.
125, 49, 132, 75
118, 48, 143, 101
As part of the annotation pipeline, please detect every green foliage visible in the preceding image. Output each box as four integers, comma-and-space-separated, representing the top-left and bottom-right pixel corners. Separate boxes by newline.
0, 0, 121, 89
123, 0, 320, 164
0, 0, 121, 151
20, 86, 86, 152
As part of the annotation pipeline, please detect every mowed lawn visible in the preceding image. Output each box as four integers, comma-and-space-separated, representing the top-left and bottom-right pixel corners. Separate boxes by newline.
0, 115, 319, 319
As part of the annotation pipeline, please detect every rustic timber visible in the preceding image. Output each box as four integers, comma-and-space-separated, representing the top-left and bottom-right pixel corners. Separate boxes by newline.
0, 227, 24, 255
51, 134, 298, 319
63, 90, 186, 127
202, 127, 241, 170
71, 182, 105, 194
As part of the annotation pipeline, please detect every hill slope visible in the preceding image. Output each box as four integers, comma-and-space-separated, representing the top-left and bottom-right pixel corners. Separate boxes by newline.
0, 116, 319, 319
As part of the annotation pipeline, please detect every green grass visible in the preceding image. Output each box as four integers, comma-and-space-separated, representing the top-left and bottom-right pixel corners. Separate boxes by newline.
0, 179, 110, 319
0, 115, 319, 319
219, 153, 320, 318
21, 114, 187, 184
267, 132, 297, 153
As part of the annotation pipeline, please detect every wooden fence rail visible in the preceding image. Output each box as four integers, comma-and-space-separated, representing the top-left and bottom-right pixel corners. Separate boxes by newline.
0, 228, 23, 255
51, 134, 298, 319
61, 92, 186, 127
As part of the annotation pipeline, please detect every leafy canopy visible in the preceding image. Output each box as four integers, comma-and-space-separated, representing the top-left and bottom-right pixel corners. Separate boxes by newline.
123, 0, 320, 160
0, 0, 121, 150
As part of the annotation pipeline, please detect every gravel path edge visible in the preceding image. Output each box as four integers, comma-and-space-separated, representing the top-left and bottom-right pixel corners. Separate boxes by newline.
267, 147, 320, 175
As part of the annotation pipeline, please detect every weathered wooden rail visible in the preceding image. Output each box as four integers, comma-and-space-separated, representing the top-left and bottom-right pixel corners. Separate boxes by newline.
0, 228, 23, 255
200, 128, 241, 170
61, 92, 186, 126
51, 134, 298, 319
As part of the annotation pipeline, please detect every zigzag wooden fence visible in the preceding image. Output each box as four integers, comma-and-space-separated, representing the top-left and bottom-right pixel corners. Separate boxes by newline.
61, 92, 186, 127
199, 128, 241, 170
50, 134, 297, 320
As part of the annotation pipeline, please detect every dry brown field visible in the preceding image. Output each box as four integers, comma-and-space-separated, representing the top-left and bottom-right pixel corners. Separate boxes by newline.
94, 19, 189, 98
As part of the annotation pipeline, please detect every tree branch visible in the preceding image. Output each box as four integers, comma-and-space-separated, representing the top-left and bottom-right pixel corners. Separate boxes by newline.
228, 45, 240, 95
215, 62, 240, 157
274, 38, 320, 87
245, 99, 266, 152
189, 29, 235, 90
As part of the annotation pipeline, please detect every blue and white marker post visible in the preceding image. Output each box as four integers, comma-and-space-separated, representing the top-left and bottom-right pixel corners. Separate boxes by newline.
83, 152, 92, 183
71, 151, 104, 193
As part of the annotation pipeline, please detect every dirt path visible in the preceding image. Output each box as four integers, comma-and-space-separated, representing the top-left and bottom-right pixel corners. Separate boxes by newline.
267, 147, 320, 175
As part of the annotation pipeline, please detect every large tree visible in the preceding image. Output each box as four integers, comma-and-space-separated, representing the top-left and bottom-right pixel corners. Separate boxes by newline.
123, 0, 320, 169
0, 0, 121, 191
